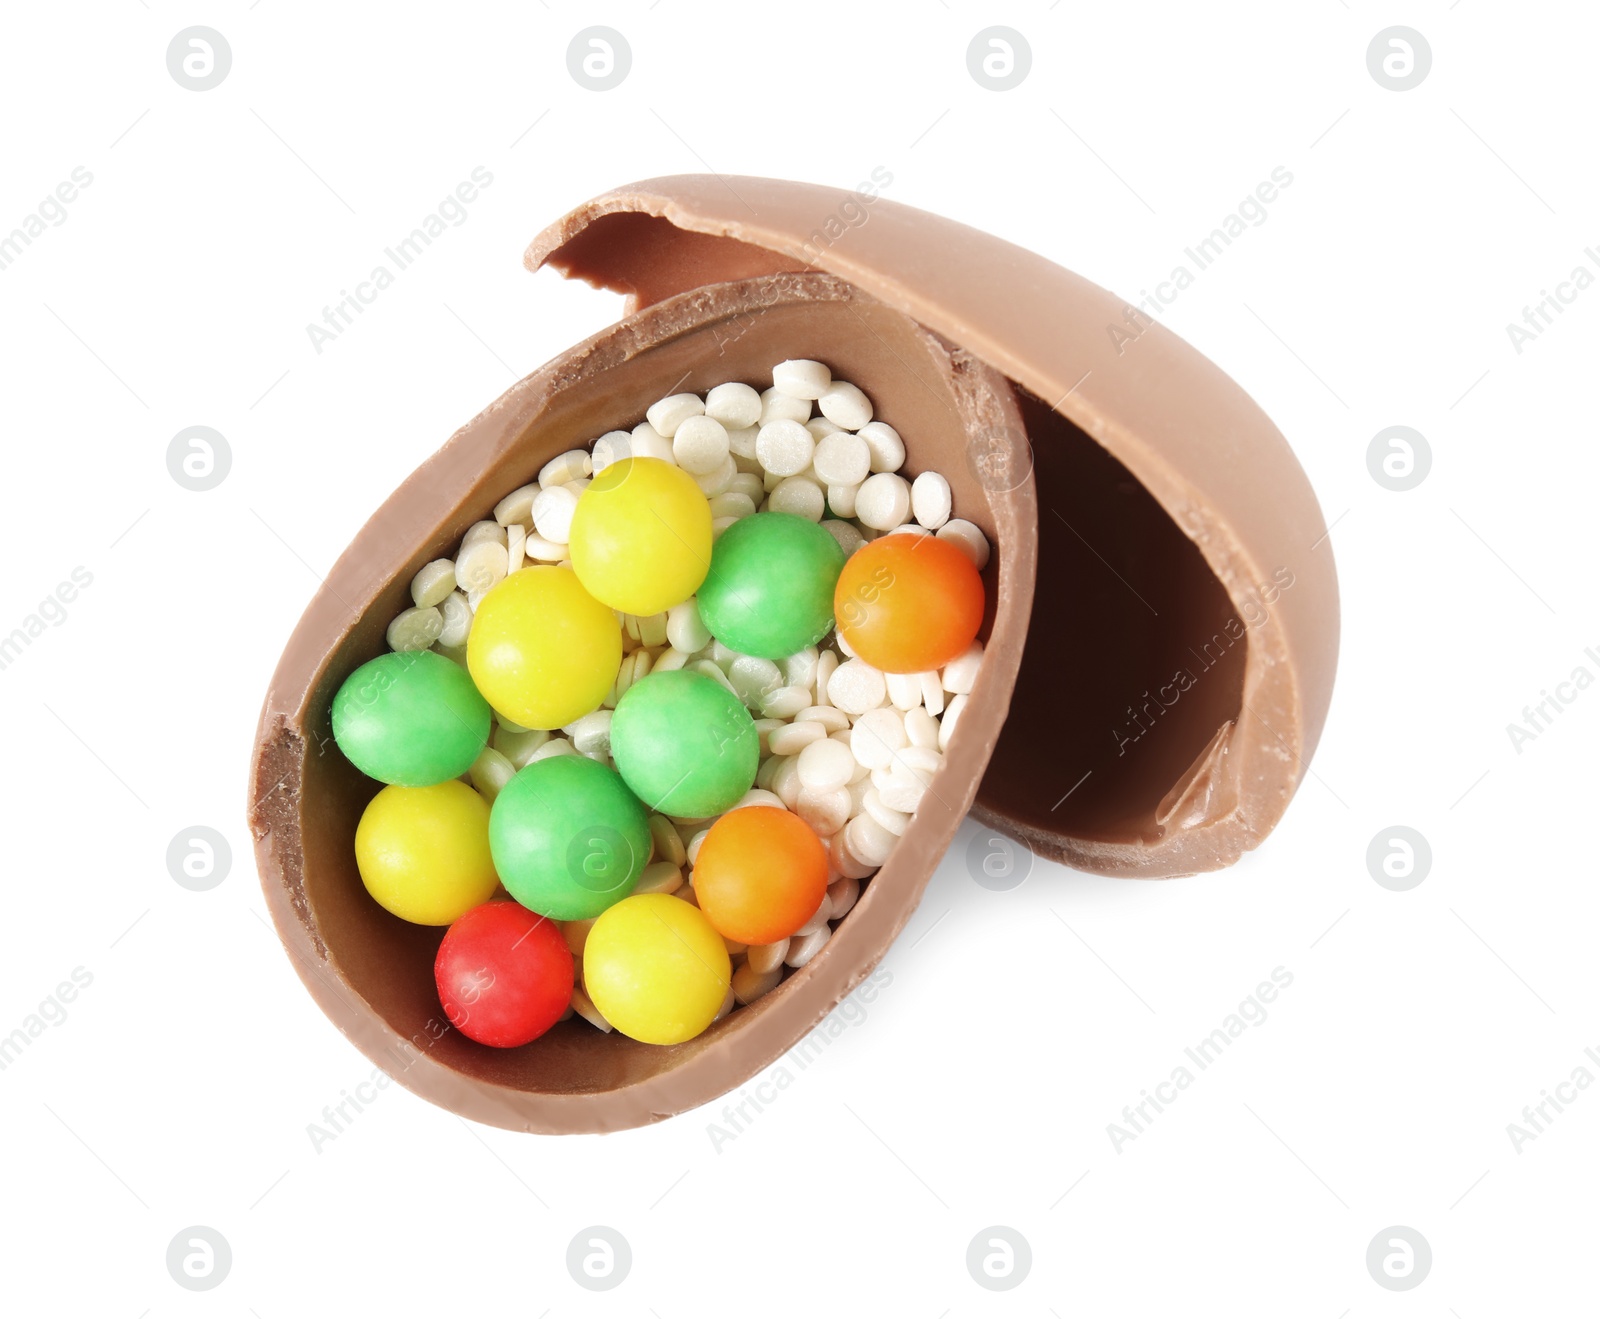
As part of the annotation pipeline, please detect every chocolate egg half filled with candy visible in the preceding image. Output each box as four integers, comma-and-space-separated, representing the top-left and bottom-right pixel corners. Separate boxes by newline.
250, 175, 1336, 1134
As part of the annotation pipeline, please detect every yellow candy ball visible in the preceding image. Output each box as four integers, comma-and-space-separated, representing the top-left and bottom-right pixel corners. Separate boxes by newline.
569, 458, 713, 615
467, 566, 621, 730
354, 780, 498, 925
584, 894, 731, 1044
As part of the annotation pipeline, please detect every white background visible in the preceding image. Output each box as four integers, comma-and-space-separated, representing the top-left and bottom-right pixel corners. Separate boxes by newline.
1, 1, 1595, 1313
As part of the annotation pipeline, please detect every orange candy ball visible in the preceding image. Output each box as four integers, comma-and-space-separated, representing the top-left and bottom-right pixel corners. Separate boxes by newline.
834, 533, 985, 674
692, 806, 828, 946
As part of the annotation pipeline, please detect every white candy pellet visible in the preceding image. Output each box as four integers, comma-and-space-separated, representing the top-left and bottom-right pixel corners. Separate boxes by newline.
591, 430, 632, 473
755, 419, 815, 477
708, 491, 756, 521
771, 755, 802, 810
455, 539, 508, 593
570, 985, 613, 1032
705, 381, 762, 428
815, 650, 838, 706
845, 813, 897, 867
635, 860, 684, 896
646, 392, 704, 437
438, 591, 472, 647
506, 523, 526, 572
531, 485, 579, 543
729, 655, 783, 709
630, 421, 675, 463
725, 424, 760, 461
794, 898, 833, 937
938, 692, 967, 752
920, 669, 946, 717
733, 788, 787, 813
812, 431, 871, 486
692, 455, 737, 497
857, 420, 905, 473
728, 471, 765, 503
782, 647, 819, 690
523, 530, 567, 562
493, 484, 539, 526
462, 520, 506, 550
759, 386, 811, 426
851, 708, 907, 770
820, 518, 866, 557
772, 358, 830, 400
828, 659, 887, 715
733, 962, 783, 1005
886, 523, 930, 538
529, 737, 579, 763
566, 710, 613, 756
795, 704, 850, 734
672, 414, 730, 474
797, 736, 855, 793
937, 518, 990, 571
649, 814, 688, 868
855, 472, 912, 531
637, 612, 669, 648
540, 449, 591, 487
910, 471, 952, 529
863, 786, 911, 836
494, 725, 550, 767
904, 705, 940, 749
819, 380, 872, 430
798, 785, 852, 837
827, 876, 860, 920
747, 939, 789, 975
469, 747, 516, 802
411, 559, 456, 609
805, 416, 842, 442
885, 672, 922, 711
786, 925, 830, 968
942, 642, 984, 694
767, 475, 825, 521
768, 720, 827, 757
387, 605, 442, 652
759, 684, 813, 719
830, 829, 877, 881
666, 599, 710, 654
826, 483, 859, 519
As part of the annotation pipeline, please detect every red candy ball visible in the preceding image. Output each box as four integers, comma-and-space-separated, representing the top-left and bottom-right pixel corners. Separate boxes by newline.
434, 902, 573, 1048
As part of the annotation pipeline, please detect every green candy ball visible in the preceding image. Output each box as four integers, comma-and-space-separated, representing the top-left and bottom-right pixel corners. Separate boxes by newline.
611, 670, 759, 817
331, 649, 490, 786
488, 755, 651, 921
697, 512, 847, 659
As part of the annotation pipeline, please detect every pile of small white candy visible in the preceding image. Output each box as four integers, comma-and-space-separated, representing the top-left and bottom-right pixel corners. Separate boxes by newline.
384, 360, 992, 1028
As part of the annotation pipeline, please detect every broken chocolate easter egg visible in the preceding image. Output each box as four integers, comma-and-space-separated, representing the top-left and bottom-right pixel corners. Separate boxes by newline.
250, 176, 1337, 1134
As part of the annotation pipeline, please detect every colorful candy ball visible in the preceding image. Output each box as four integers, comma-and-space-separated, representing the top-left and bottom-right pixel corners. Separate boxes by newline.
354, 780, 499, 925
610, 669, 759, 817
692, 806, 829, 945
834, 533, 985, 673
466, 566, 621, 730
331, 649, 490, 785
568, 457, 713, 615
583, 893, 731, 1044
488, 755, 651, 921
435, 902, 574, 1048
696, 512, 847, 660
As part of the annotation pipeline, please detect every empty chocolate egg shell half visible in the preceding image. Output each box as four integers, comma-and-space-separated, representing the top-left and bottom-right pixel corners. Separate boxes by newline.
250, 175, 1337, 1133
